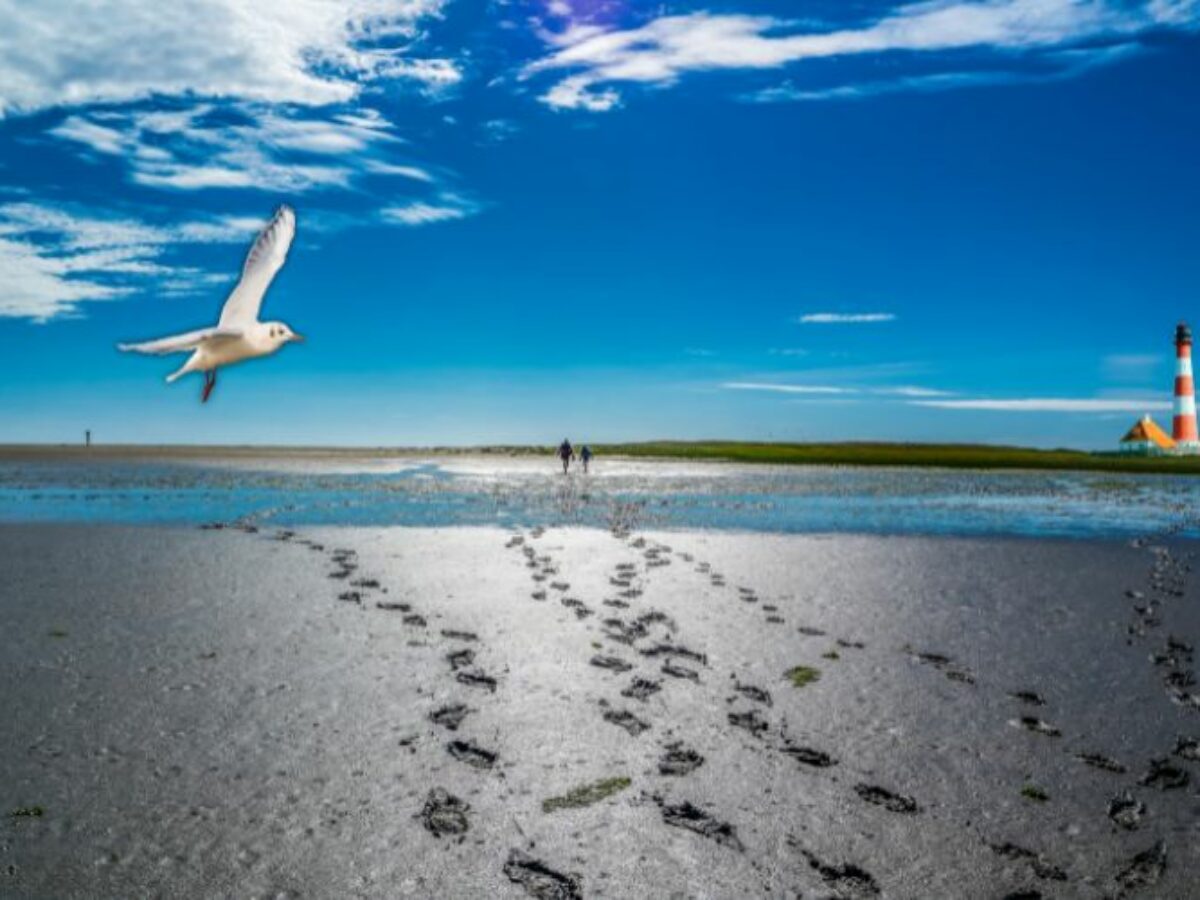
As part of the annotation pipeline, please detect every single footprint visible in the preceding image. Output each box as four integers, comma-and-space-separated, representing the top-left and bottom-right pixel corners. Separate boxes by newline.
854, 783, 920, 813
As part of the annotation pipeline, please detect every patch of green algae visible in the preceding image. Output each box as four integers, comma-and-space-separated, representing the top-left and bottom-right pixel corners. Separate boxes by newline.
785, 665, 822, 688
542, 777, 632, 813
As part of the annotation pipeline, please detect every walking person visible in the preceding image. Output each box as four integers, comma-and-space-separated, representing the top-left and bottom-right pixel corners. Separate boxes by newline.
557, 438, 574, 475
580, 444, 593, 474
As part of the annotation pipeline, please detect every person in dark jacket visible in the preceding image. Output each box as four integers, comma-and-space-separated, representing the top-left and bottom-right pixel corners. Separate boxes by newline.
557, 438, 574, 474
580, 444, 593, 474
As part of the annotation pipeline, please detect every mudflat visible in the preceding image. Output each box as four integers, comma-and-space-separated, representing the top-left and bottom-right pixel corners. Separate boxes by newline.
2, 523, 1198, 898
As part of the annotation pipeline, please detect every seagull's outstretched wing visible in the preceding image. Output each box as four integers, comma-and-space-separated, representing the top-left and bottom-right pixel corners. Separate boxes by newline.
118, 326, 243, 355
217, 205, 296, 328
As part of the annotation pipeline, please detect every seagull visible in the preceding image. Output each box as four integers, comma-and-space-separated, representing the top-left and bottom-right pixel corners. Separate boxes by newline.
119, 205, 303, 402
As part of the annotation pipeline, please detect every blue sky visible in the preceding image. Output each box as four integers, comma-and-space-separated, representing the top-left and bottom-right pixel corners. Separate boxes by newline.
1, 0, 1198, 448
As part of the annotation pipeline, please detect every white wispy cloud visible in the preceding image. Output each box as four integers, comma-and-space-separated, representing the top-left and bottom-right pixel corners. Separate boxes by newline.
0, 1, 455, 118
913, 397, 1171, 412
799, 312, 895, 324
524, 2, 1198, 111
364, 161, 436, 182
723, 380, 953, 398
0, 201, 260, 321
723, 382, 853, 395
356, 56, 464, 90
877, 385, 955, 397
0, 237, 130, 320
47, 104, 481, 234
381, 194, 480, 226
746, 44, 1144, 103
480, 119, 521, 143
49, 104, 418, 194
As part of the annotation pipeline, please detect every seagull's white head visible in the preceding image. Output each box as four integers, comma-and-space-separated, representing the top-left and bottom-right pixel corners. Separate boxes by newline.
264, 321, 304, 348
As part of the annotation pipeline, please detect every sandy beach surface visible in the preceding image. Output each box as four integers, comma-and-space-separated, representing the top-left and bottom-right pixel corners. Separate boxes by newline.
2, 518, 1198, 899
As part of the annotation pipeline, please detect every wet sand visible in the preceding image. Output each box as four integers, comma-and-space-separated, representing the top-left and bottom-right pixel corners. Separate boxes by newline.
2, 523, 1198, 898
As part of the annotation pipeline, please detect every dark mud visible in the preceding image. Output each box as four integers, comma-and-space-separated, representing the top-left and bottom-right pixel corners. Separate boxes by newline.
661, 660, 699, 681
990, 842, 1067, 882
602, 708, 650, 736
560, 598, 593, 619
421, 788, 470, 838
854, 784, 920, 814
1115, 841, 1167, 893
908, 648, 975, 685
455, 669, 498, 692
1107, 790, 1146, 830
780, 742, 836, 768
502, 849, 582, 900
728, 709, 769, 738
1011, 716, 1061, 738
1075, 752, 1126, 774
375, 600, 411, 612
620, 677, 661, 702
601, 617, 647, 645
732, 682, 772, 706
659, 801, 743, 851
1010, 690, 1047, 706
446, 740, 497, 770
640, 642, 707, 665
1174, 735, 1200, 760
589, 655, 632, 673
658, 744, 704, 776
430, 703, 470, 731
1138, 758, 1189, 790
791, 842, 880, 898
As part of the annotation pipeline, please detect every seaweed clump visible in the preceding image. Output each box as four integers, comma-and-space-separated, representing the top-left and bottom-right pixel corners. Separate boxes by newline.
542, 777, 632, 812
785, 665, 821, 688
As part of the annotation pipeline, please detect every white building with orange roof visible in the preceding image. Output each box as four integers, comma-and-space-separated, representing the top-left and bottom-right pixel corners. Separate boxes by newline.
1118, 415, 1176, 455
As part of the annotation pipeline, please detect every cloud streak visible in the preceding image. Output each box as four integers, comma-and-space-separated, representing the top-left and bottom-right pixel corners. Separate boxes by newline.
799, 312, 895, 324
381, 194, 480, 226
746, 43, 1145, 103
49, 104, 430, 194
524, 2, 1198, 111
913, 397, 1170, 412
723, 381, 953, 397
723, 382, 852, 395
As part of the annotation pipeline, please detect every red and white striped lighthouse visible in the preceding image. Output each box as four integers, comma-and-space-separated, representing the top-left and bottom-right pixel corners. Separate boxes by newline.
1173, 321, 1199, 451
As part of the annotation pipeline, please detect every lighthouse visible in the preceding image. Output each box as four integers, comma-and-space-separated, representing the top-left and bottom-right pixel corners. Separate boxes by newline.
1173, 322, 1199, 452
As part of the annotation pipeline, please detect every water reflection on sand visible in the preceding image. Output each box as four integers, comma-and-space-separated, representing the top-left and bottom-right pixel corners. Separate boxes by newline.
0, 455, 1196, 537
